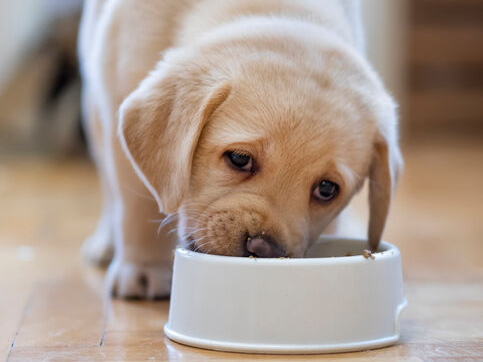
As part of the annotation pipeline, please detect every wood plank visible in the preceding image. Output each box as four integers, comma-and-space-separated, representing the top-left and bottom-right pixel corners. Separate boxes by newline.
104, 299, 170, 334
7, 341, 483, 361
385, 141, 483, 280
400, 283, 483, 343
0, 159, 105, 353
11, 279, 105, 348
8, 341, 483, 361
8, 345, 425, 362
0, 286, 32, 362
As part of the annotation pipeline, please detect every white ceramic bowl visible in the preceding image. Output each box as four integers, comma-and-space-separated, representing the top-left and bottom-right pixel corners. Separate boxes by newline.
164, 236, 407, 354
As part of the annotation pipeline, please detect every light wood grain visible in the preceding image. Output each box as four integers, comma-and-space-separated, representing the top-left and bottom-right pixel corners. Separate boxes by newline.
12, 280, 105, 348
1, 139, 482, 361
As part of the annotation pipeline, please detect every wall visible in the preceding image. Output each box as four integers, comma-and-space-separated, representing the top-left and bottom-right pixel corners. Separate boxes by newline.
0, 0, 82, 92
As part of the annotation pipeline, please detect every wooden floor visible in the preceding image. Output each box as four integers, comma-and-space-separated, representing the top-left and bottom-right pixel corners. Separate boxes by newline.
0, 138, 482, 361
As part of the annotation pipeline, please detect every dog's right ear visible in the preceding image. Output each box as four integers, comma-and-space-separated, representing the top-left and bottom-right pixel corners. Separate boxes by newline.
367, 96, 403, 250
118, 53, 231, 214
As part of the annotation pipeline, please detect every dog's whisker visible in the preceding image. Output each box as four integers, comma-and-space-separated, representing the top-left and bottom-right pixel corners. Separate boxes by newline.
158, 216, 179, 231
161, 212, 180, 222
180, 202, 207, 208
184, 236, 207, 247
183, 232, 208, 245
167, 227, 178, 235
169, 226, 205, 236
150, 216, 178, 225
168, 225, 199, 235
156, 213, 203, 234
156, 214, 181, 234
152, 205, 207, 235
158, 222, 175, 235
194, 240, 216, 253
184, 226, 208, 232
183, 228, 208, 238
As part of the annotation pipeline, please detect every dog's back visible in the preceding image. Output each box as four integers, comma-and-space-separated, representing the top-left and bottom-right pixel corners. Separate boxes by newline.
79, 0, 362, 115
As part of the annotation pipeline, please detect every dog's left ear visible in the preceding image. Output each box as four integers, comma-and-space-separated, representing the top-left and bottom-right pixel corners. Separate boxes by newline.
368, 99, 403, 250
118, 51, 231, 214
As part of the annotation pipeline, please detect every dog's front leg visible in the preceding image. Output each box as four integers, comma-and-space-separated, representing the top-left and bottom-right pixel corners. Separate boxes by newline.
106, 139, 177, 299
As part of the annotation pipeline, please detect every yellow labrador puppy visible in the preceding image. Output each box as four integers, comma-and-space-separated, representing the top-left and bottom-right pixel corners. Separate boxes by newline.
79, 0, 402, 299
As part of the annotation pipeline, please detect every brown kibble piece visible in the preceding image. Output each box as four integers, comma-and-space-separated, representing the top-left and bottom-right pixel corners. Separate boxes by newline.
362, 249, 375, 260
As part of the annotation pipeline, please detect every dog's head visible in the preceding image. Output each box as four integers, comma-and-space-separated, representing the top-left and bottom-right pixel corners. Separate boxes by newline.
119, 38, 402, 257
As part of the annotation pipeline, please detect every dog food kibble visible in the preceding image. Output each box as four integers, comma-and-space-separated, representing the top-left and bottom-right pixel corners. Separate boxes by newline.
362, 249, 375, 260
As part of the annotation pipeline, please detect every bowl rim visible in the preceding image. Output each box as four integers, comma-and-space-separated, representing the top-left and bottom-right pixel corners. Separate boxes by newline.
176, 236, 400, 267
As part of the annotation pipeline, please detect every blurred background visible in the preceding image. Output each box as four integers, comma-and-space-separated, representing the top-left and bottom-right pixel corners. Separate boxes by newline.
0, 0, 84, 155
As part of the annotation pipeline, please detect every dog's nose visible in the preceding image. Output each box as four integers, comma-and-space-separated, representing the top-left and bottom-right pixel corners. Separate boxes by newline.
246, 236, 285, 258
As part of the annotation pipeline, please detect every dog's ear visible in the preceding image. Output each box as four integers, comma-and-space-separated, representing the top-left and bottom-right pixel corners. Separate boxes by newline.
368, 100, 403, 250
118, 56, 231, 214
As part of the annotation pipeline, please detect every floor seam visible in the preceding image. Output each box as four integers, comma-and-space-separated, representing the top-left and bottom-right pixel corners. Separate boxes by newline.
5, 288, 36, 362
99, 295, 112, 347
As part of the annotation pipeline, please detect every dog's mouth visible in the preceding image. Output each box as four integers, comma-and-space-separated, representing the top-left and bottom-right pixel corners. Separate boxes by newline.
184, 231, 288, 258
178, 205, 297, 257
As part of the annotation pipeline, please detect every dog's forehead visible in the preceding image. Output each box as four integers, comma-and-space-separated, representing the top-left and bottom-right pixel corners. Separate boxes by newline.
206, 84, 375, 160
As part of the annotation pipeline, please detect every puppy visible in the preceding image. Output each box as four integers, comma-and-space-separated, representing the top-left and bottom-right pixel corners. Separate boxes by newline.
79, 0, 402, 299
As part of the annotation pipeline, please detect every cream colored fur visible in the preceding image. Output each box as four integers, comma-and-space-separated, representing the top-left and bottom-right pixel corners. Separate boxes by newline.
79, 0, 402, 299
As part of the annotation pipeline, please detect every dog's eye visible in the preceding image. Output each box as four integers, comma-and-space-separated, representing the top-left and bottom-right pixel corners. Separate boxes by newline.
313, 180, 339, 202
225, 151, 253, 172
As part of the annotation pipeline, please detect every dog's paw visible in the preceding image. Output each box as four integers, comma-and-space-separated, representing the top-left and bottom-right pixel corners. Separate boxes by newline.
82, 224, 114, 267
106, 259, 172, 300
